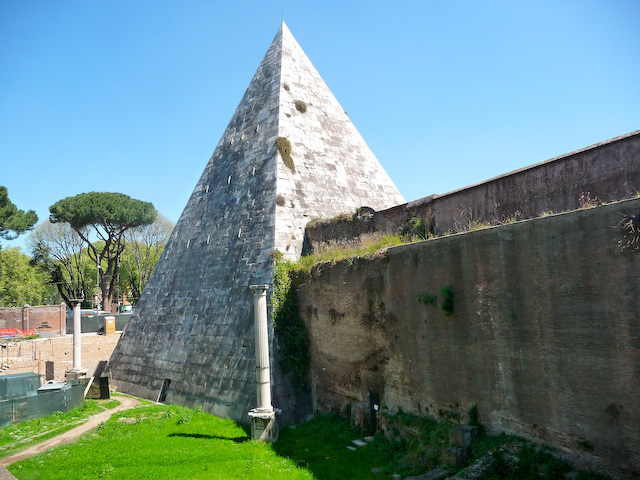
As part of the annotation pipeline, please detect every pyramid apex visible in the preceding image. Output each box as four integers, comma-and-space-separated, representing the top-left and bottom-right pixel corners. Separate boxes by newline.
276, 19, 292, 40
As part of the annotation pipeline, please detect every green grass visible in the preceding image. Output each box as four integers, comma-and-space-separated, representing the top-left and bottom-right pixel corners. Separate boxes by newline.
296, 232, 408, 272
9, 404, 313, 480
275, 412, 452, 479
100, 399, 122, 410
369, 410, 456, 476
5, 402, 613, 480
0, 398, 120, 459
277, 412, 611, 480
275, 414, 386, 480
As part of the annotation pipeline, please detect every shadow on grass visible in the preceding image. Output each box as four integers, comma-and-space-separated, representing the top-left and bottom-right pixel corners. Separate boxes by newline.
167, 433, 248, 443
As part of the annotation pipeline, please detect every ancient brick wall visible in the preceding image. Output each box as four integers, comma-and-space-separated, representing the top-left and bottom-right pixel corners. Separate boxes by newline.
297, 197, 640, 479
304, 130, 640, 251
0, 304, 66, 336
0, 333, 121, 382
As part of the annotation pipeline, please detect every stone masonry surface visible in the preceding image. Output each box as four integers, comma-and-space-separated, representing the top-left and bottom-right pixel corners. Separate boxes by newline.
305, 130, 640, 251
108, 22, 404, 425
297, 197, 640, 479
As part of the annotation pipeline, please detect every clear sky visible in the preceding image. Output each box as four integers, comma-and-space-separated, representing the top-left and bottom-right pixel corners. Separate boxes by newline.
2, 0, 639, 252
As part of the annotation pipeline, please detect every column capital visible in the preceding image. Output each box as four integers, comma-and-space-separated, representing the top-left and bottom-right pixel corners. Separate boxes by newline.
249, 284, 270, 294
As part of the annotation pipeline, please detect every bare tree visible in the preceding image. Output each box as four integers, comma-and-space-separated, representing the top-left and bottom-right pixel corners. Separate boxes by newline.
28, 220, 93, 307
122, 214, 173, 303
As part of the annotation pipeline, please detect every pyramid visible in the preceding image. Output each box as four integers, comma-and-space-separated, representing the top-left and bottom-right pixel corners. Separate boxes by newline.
108, 22, 405, 423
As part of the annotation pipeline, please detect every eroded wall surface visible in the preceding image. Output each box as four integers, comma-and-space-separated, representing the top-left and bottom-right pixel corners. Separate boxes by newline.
304, 130, 640, 251
297, 198, 640, 478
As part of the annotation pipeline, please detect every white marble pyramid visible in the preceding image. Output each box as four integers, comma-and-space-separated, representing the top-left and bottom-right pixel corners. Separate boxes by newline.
108, 22, 404, 423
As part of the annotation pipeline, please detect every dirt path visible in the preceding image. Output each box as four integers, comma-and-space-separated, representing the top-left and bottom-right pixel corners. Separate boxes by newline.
0, 395, 140, 467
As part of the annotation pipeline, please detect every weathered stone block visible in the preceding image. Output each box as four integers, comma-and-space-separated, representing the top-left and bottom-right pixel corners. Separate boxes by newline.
449, 425, 479, 450
442, 446, 468, 467
249, 409, 279, 442
405, 467, 451, 480
350, 402, 368, 429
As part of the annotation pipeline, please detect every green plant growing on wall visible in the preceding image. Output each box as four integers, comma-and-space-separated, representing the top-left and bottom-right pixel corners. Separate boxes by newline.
294, 100, 307, 113
400, 216, 433, 241
307, 212, 355, 228
437, 408, 462, 422
276, 137, 295, 173
276, 194, 285, 207
579, 192, 601, 209
272, 251, 310, 389
418, 293, 436, 305
409, 217, 426, 239
441, 286, 454, 316
466, 220, 492, 232
500, 211, 523, 224
616, 211, 640, 252
468, 404, 480, 426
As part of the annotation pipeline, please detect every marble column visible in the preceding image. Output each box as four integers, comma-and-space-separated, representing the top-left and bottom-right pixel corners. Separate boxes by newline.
68, 299, 87, 378
248, 284, 279, 441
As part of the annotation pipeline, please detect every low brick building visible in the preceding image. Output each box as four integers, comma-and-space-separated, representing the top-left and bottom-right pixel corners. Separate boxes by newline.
0, 333, 121, 382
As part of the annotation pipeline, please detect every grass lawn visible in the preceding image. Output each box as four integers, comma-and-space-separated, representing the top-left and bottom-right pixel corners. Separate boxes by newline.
0, 397, 120, 459
5, 401, 611, 480
9, 404, 314, 480
275, 414, 392, 480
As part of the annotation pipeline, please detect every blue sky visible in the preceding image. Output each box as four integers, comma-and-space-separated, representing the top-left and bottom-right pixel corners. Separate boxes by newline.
2, 1, 639, 252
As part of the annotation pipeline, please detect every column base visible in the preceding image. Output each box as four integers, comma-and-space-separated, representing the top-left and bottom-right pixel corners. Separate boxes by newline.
249, 408, 281, 442
66, 368, 88, 380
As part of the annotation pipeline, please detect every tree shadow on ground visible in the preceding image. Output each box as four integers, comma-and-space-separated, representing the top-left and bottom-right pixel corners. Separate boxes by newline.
167, 433, 248, 443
